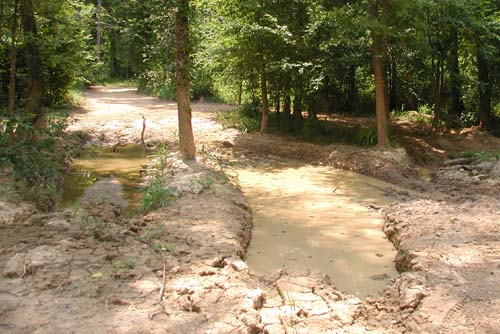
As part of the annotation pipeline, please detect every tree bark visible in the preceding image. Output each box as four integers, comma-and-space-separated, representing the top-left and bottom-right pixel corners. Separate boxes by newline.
259, 57, 269, 133
432, 58, 443, 132
477, 45, 491, 130
238, 78, 243, 108
175, 0, 196, 160
96, 0, 102, 62
283, 93, 291, 119
370, 1, 390, 147
389, 59, 398, 112
275, 94, 280, 115
346, 67, 357, 113
293, 81, 303, 122
448, 29, 465, 128
20, 0, 44, 128
307, 97, 318, 120
7, 0, 19, 122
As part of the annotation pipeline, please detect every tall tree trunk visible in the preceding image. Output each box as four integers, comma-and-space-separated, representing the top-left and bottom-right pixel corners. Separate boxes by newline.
370, 1, 390, 147
477, 45, 491, 130
283, 93, 291, 119
432, 58, 443, 132
238, 78, 243, 108
389, 59, 398, 112
110, 27, 119, 77
346, 67, 357, 113
7, 0, 19, 126
175, 0, 196, 160
275, 93, 280, 115
448, 29, 465, 128
293, 80, 303, 121
96, 0, 102, 62
307, 97, 318, 120
21, 0, 43, 128
259, 57, 269, 133
405, 72, 416, 110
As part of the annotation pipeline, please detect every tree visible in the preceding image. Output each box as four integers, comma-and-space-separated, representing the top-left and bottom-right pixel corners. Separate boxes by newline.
20, 0, 43, 128
370, 0, 390, 147
176, 0, 196, 160
7, 0, 19, 135
257, 0, 269, 133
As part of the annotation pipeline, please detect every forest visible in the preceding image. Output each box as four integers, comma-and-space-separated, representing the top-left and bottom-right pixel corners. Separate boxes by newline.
1, 0, 499, 140
0, 1, 500, 334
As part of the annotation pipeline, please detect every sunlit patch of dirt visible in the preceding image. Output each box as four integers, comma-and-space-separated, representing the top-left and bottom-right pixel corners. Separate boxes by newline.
1, 87, 499, 333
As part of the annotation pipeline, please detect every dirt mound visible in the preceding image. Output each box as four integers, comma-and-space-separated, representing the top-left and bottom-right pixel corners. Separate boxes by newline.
384, 198, 500, 333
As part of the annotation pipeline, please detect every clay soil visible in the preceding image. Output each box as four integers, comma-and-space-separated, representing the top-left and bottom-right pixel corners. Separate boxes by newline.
1, 86, 499, 334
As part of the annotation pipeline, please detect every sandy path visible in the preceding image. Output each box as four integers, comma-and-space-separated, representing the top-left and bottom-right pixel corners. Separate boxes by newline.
68, 86, 237, 146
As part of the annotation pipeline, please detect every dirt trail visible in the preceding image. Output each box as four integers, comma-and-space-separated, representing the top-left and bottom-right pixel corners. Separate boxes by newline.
67, 86, 238, 146
1, 87, 499, 334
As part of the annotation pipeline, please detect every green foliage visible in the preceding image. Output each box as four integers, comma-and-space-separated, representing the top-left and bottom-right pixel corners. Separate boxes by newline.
199, 176, 214, 190
303, 118, 377, 146
139, 224, 165, 242
112, 259, 135, 271
391, 105, 434, 125
153, 241, 175, 253
138, 145, 172, 214
139, 176, 172, 214
216, 103, 261, 132
0, 0, 97, 108
81, 211, 110, 239
0, 112, 73, 210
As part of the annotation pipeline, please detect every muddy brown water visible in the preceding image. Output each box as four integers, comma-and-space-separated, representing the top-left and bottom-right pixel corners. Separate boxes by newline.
61, 144, 398, 298
60, 145, 149, 214
235, 162, 399, 299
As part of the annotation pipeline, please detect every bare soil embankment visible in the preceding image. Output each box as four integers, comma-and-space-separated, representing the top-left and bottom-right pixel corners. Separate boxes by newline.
1, 86, 499, 333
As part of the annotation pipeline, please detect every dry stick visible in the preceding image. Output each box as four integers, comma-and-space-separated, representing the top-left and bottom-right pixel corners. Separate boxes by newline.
140, 114, 146, 149
158, 250, 167, 302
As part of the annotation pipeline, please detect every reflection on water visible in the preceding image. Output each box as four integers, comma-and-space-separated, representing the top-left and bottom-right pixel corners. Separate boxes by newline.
59, 145, 149, 215
236, 162, 399, 299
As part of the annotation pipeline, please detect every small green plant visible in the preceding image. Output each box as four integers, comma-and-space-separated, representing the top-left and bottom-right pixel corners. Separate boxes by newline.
153, 242, 175, 253
200, 176, 214, 190
81, 211, 110, 238
112, 259, 135, 271
152, 144, 169, 175
139, 224, 165, 242
139, 176, 172, 214
285, 292, 299, 332
139, 145, 172, 213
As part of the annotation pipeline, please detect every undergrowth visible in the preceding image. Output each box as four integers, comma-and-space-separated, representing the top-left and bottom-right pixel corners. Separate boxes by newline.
216, 103, 378, 146
138, 144, 173, 214
216, 103, 261, 132
0, 112, 82, 211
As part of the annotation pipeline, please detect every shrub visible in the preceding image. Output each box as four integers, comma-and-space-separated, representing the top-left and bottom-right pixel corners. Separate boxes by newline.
216, 103, 261, 132
0, 112, 74, 211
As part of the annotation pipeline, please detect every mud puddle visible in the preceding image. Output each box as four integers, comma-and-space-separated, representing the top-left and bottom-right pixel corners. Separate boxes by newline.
236, 162, 399, 298
59, 144, 149, 214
